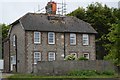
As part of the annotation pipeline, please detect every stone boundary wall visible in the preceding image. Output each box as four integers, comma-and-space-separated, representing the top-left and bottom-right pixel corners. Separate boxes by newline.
36, 60, 116, 75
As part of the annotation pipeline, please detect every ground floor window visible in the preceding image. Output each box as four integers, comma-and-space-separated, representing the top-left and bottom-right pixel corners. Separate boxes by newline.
83, 53, 89, 59
34, 52, 41, 64
10, 55, 16, 71
11, 55, 16, 64
70, 53, 77, 58
48, 52, 55, 61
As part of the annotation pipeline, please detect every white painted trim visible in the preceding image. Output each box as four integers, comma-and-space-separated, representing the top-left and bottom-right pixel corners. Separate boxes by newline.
34, 32, 41, 44
48, 52, 55, 61
70, 33, 76, 45
13, 35, 16, 46
34, 52, 41, 64
83, 53, 90, 59
48, 32, 55, 44
83, 34, 89, 45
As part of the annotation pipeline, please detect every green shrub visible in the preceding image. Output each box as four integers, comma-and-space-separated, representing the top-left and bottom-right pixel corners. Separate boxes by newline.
67, 70, 115, 76
65, 54, 77, 60
65, 55, 89, 61
102, 71, 115, 75
78, 56, 88, 60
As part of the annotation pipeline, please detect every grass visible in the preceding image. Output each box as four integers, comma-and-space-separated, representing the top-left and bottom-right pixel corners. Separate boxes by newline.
6, 70, 119, 80
67, 70, 116, 76
7, 73, 119, 79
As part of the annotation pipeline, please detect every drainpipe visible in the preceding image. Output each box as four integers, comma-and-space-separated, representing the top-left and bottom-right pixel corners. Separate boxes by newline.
15, 36, 17, 72
64, 33, 66, 58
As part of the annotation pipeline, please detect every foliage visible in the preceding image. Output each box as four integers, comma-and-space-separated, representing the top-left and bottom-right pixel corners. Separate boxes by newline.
104, 20, 120, 66
68, 2, 119, 59
67, 7, 86, 20
65, 55, 88, 61
78, 56, 88, 60
1, 23, 10, 40
65, 54, 77, 60
7, 72, 118, 79
67, 70, 115, 76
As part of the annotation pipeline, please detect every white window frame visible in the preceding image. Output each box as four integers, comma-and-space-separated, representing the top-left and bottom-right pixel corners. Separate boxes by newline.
10, 55, 16, 71
34, 52, 41, 64
83, 34, 89, 45
13, 35, 16, 46
11, 55, 16, 64
70, 53, 77, 58
48, 32, 55, 44
70, 33, 76, 45
48, 52, 55, 61
34, 32, 41, 44
83, 53, 89, 59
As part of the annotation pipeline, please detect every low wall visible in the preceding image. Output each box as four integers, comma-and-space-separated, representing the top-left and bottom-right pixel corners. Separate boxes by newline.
36, 60, 115, 75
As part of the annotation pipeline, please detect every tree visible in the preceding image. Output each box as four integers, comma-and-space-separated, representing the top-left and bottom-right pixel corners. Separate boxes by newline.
67, 3, 117, 59
67, 7, 86, 20
104, 20, 120, 66
1, 24, 10, 40
0, 23, 10, 59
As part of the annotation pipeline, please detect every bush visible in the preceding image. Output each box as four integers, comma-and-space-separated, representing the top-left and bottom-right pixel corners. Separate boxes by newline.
67, 70, 115, 76
78, 56, 88, 60
102, 71, 115, 75
67, 70, 97, 76
65, 55, 88, 61
65, 54, 77, 60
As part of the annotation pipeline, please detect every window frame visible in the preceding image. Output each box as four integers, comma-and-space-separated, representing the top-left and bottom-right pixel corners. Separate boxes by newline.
48, 32, 55, 44
11, 55, 16, 64
82, 34, 89, 45
13, 35, 16, 46
34, 32, 41, 44
70, 33, 76, 45
34, 52, 41, 64
83, 53, 90, 59
48, 52, 55, 61
70, 52, 77, 58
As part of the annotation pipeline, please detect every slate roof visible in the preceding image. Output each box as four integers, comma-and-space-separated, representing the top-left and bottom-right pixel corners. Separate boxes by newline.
11, 13, 97, 34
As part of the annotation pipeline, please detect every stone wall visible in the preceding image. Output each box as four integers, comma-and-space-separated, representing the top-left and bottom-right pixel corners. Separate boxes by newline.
3, 39, 10, 72
26, 32, 96, 73
8, 26, 96, 74
36, 60, 115, 75
10, 23, 26, 73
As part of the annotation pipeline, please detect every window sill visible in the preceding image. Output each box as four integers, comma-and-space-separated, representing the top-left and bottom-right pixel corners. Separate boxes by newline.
83, 45, 89, 46
48, 43, 55, 45
70, 44, 76, 46
34, 43, 41, 45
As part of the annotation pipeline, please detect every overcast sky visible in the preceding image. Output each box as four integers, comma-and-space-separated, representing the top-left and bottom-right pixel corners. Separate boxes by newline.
0, 0, 120, 24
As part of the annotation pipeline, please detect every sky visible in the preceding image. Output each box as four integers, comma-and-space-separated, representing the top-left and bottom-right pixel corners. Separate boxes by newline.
0, 0, 120, 24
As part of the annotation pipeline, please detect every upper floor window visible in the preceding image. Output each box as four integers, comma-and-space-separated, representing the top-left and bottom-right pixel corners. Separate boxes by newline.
83, 53, 89, 59
70, 33, 76, 45
48, 32, 55, 44
34, 32, 41, 44
34, 52, 41, 64
83, 34, 89, 45
13, 35, 16, 46
48, 52, 55, 61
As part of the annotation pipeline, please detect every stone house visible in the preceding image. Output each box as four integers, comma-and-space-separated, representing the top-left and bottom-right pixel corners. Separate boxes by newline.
3, 12, 97, 73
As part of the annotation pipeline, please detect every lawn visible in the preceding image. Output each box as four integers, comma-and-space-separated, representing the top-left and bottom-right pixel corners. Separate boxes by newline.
6, 70, 120, 80
6, 73, 119, 80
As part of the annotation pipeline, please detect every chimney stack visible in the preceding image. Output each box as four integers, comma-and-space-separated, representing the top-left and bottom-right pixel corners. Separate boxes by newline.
45, 1, 57, 15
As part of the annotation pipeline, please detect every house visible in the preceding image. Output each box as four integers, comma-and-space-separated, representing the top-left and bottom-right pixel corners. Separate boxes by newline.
3, 1, 97, 73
